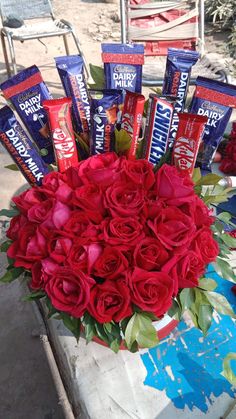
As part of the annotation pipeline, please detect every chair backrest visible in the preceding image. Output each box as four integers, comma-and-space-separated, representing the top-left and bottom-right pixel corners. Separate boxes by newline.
120, 0, 205, 56
0, 0, 54, 21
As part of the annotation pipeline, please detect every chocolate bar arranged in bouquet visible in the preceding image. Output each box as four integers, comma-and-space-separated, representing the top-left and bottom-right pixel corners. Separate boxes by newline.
1, 44, 236, 180
1, 43, 236, 357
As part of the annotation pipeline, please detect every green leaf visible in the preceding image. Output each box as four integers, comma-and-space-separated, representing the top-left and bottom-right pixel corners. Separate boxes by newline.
205, 291, 236, 318
168, 299, 182, 320
110, 339, 120, 353
217, 211, 236, 226
198, 304, 213, 335
94, 322, 110, 345
187, 308, 199, 328
196, 173, 222, 186
104, 322, 112, 333
198, 278, 217, 291
4, 163, 19, 171
89, 64, 105, 89
23, 290, 46, 301
124, 313, 158, 350
0, 267, 23, 283
192, 168, 201, 184
114, 128, 131, 155
45, 297, 58, 318
214, 258, 236, 283
155, 147, 172, 171
179, 288, 195, 310
82, 312, 96, 343
0, 208, 19, 217
220, 233, 236, 248
60, 313, 81, 341
0, 240, 12, 252
221, 353, 236, 385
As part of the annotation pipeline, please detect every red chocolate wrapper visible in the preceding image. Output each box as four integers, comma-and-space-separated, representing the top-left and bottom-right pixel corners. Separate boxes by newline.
172, 112, 207, 175
121, 91, 145, 159
43, 98, 78, 172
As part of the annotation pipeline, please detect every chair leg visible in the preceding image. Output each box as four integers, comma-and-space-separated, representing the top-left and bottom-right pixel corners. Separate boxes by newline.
1, 32, 11, 77
63, 34, 70, 55
70, 30, 89, 79
6, 33, 17, 75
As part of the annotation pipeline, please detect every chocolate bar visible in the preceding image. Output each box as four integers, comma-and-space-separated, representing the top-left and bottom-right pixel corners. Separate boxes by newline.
0, 65, 54, 164
0, 106, 49, 185
43, 98, 78, 173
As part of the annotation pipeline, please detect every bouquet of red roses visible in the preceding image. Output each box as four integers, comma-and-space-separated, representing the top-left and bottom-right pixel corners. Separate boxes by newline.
1, 150, 236, 352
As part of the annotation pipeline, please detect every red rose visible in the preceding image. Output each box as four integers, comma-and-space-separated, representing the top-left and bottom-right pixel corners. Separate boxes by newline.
220, 158, 236, 175
47, 232, 73, 264
128, 268, 174, 317
45, 267, 95, 318
51, 201, 71, 229
13, 188, 47, 214
27, 198, 54, 224
63, 166, 83, 189
105, 181, 144, 217
30, 261, 49, 290
77, 152, 121, 186
148, 207, 195, 251
121, 159, 155, 190
41, 171, 65, 195
68, 239, 102, 274
155, 164, 195, 205
134, 238, 169, 271
143, 191, 165, 220
63, 211, 99, 238
6, 214, 27, 240
178, 196, 214, 228
102, 216, 144, 247
54, 183, 73, 204
162, 251, 205, 293
190, 227, 219, 264
7, 224, 48, 269
88, 279, 132, 323
92, 246, 128, 279
72, 183, 105, 220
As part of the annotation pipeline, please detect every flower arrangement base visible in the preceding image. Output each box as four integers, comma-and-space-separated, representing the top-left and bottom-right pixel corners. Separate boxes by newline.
87, 315, 178, 350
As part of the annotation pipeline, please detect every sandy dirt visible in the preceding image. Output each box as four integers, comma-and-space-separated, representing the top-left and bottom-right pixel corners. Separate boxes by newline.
0, 0, 234, 105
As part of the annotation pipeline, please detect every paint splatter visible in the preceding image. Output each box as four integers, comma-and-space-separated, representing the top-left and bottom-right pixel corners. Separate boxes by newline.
140, 270, 236, 413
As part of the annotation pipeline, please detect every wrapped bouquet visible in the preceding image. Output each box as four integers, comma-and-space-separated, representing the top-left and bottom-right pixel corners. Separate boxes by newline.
0, 45, 236, 361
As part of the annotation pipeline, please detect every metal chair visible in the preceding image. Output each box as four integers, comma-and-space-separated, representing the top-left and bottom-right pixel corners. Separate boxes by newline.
120, 0, 229, 86
0, 0, 89, 78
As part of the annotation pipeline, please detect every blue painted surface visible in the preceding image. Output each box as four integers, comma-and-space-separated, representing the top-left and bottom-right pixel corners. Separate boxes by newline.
140, 270, 236, 413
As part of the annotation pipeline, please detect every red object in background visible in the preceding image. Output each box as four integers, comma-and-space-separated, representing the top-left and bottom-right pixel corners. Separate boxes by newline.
219, 121, 236, 175
129, 0, 197, 56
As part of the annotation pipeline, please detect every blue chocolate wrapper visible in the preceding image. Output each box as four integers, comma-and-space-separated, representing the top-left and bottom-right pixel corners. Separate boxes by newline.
163, 48, 199, 145
90, 89, 122, 155
0, 65, 54, 164
55, 55, 90, 136
190, 76, 236, 170
0, 106, 49, 185
101, 43, 144, 94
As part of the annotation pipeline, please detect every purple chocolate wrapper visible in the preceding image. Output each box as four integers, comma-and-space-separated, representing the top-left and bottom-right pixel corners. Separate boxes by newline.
162, 48, 199, 146
101, 44, 144, 95
55, 55, 90, 137
89, 89, 122, 155
0, 106, 49, 185
190, 76, 236, 170
0, 65, 54, 164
